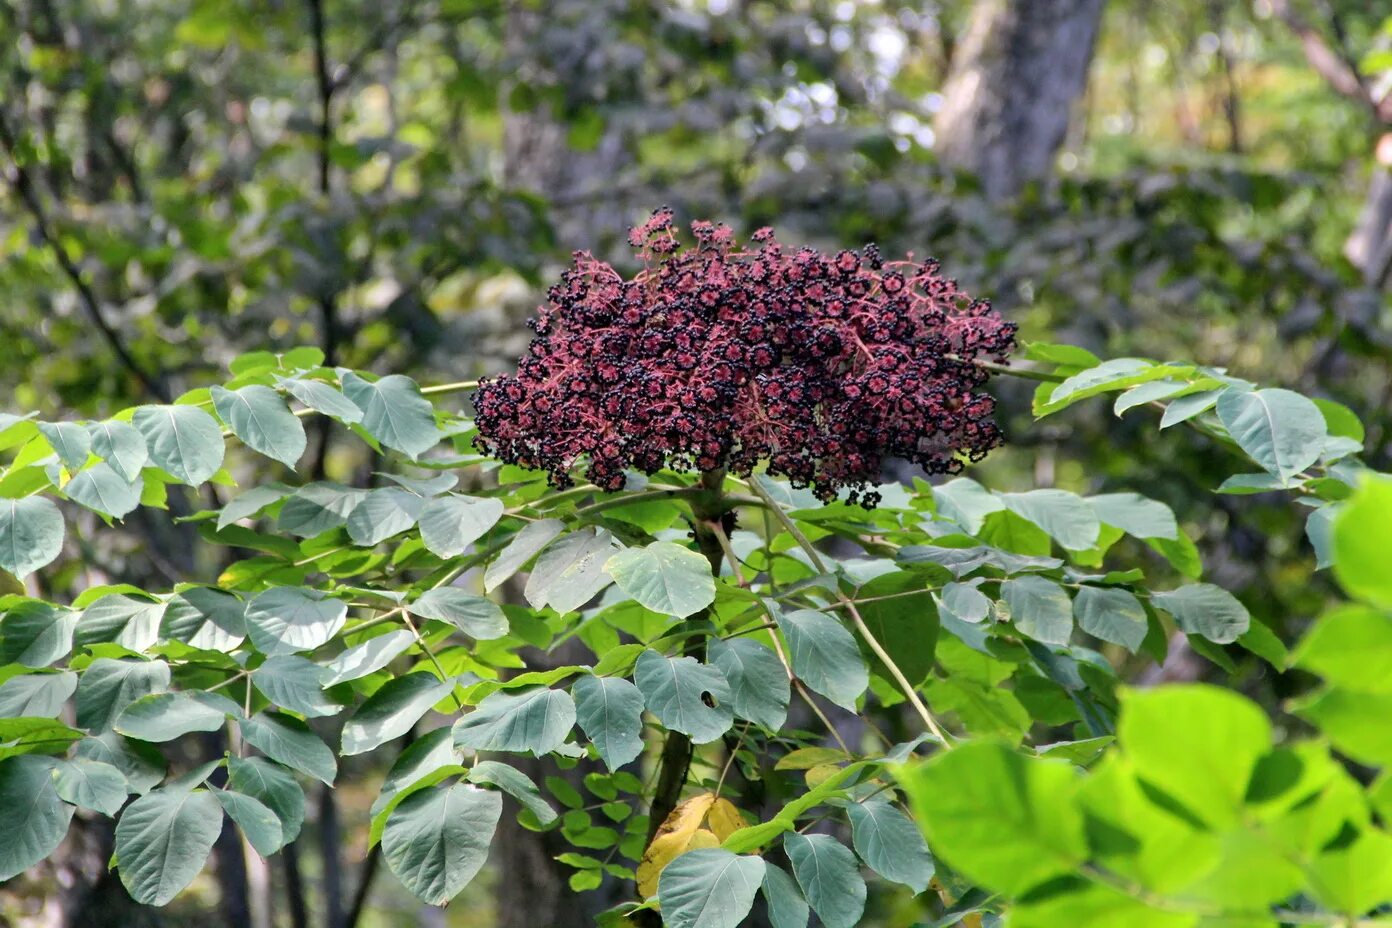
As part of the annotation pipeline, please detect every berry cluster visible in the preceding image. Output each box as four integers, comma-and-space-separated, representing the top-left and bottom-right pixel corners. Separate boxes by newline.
473, 209, 1016, 504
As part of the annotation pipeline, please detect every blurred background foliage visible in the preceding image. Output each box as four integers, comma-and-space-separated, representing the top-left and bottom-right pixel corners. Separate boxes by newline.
2, 0, 1391, 925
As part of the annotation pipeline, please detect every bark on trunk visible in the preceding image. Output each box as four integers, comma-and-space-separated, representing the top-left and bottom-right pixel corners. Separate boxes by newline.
934, 0, 1104, 201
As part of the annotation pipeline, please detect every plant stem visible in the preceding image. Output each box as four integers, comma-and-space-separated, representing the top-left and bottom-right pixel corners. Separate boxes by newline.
644, 470, 728, 850
747, 477, 952, 746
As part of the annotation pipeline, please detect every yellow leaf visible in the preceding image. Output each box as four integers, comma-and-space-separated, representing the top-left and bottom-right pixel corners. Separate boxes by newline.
804, 763, 842, 789
635, 793, 716, 898
706, 798, 746, 842
683, 829, 720, 851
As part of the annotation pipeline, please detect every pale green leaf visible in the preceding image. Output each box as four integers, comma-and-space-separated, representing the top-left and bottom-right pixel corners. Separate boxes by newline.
227, 756, 304, 844
657, 848, 765, 928
1087, 492, 1178, 540
0, 601, 77, 668
114, 691, 230, 742
999, 490, 1100, 551
0, 496, 65, 579
1216, 387, 1327, 483
1073, 586, 1148, 652
708, 637, 788, 731
571, 675, 645, 770
784, 833, 866, 928
253, 655, 343, 717
276, 482, 368, 537
245, 587, 347, 656
341, 373, 442, 459
1151, 584, 1249, 644
484, 519, 564, 593
342, 673, 454, 755
212, 385, 306, 468
38, 421, 92, 471
382, 782, 501, 904
320, 629, 415, 686
88, 420, 148, 482
525, 527, 621, 614
633, 650, 732, 744
605, 541, 715, 618
417, 494, 505, 559
452, 686, 577, 756
778, 610, 867, 711
76, 658, 171, 732
1001, 576, 1074, 646
51, 757, 130, 816
0, 671, 77, 718
408, 588, 508, 639
346, 487, 424, 546
161, 588, 246, 652
0, 755, 73, 880
846, 799, 934, 894
239, 711, 336, 785
65, 463, 141, 518
467, 760, 558, 826
132, 405, 225, 486
210, 785, 284, 856
762, 862, 810, 928
279, 378, 363, 423
114, 787, 221, 905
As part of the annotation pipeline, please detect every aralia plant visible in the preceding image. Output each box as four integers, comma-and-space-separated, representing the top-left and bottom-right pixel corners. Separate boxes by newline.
0, 213, 1387, 928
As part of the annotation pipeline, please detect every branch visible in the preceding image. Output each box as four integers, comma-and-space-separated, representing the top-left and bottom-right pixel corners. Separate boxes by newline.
1269, 0, 1392, 123
0, 111, 170, 402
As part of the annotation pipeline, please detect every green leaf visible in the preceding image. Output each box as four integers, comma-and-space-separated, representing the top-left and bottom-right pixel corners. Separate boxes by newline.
778, 609, 867, 711
632, 650, 733, 744
525, 528, 621, 614
1073, 586, 1147, 652
467, 760, 558, 826
453, 686, 576, 755
0, 601, 77, 668
896, 741, 1086, 895
64, 463, 141, 518
1113, 379, 1192, 415
1333, 476, 1392, 608
161, 587, 246, 652
245, 587, 347, 656
253, 655, 343, 717
132, 404, 225, 486
656, 848, 765, 928
941, 581, 990, 623
76, 658, 171, 732
88, 420, 148, 482
484, 519, 565, 593
74, 733, 165, 794
0, 671, 77, 718
605, 542, 716, 618
708, 637, 789, 730
370, 727, 460, 820
571, 675, 645, 770
75, 593, 165, 651
417, 494, 505, 559
0, 755, 73, 880
1151, 584, 1249, 644
408, 587, 508, 639
1159, 389, 1220, 428
1044, 359, 1168, 410
51, 757, 130, 816
1295, 687, 1392, 767
0, 716, 81, 760
277, 482, 368, 537
114, 691, 230, 742
932, 477, 1004, 534
217, 483, 292, 530
1000, 576, 1073, 646
999, 490, 1099, 550
1118, 685, 1270, 828
761, 862, 810, 928
846, 799, 934, 894
1309, 828, 1392, 916
1292, 605, 1392, 691
382, 781, 501, 904
1087, 493, 1178, 540
1215, 387, 1327, 483
211, 385, 307, 468
341, 373, 441, 459
856, 570, 939, 685
239, 711, 336, 785
114, 786, 222, 905
210, 785, 284, 856
783, 833, 866, 928
227, 756, 304, 844
342, 673, 455, 755
38, 421, 92, 471
320, 629, 415, 686
346, 487, 424, 546
279, 378, 363, 423
0, 496, 65, 579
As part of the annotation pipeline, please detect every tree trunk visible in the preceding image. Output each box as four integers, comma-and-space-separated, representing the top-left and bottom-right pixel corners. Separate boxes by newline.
933, 0, 1104, 201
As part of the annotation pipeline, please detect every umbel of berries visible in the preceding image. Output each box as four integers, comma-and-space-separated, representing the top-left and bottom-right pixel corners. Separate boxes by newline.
473, 208, 1017, 505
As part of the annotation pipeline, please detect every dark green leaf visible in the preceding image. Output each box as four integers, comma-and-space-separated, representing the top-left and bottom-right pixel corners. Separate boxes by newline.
571, 675, 645, 770
342, 673, 454, 755
132, 405, 225, 486
212, 385, 307, 468
382, 782, 501, 904
114, 787, 222, 905
633, 650, 732, 744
